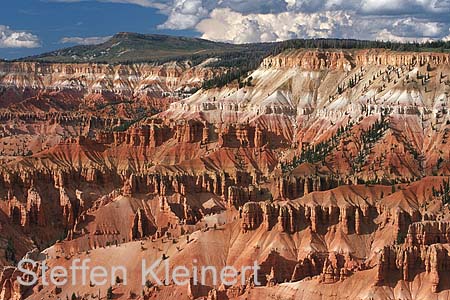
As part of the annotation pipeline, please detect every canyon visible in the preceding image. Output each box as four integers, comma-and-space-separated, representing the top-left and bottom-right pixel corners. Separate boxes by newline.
0, 46, 450, 300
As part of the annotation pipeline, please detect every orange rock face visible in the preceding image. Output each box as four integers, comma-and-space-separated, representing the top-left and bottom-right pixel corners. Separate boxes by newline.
1, 48, 450, 300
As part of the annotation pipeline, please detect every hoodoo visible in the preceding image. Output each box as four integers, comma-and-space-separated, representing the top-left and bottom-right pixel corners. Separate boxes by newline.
1, 33, 450, 300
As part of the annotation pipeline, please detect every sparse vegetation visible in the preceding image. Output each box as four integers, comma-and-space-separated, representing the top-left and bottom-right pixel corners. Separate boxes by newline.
433, 179, 450, 205
396, 232, 406, 244
281, 122, 354, 173
352, 113, 390, 172
19, 34, 450, 91
107, 286, 113, 300
145, 280, 153, 288
5, 238, 16, 264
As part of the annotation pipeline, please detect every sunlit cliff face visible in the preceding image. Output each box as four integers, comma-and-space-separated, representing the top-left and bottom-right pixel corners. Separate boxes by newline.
1, 48, 450, 299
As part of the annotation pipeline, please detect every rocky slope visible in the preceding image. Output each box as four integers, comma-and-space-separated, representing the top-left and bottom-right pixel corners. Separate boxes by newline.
0, 48, 450, 300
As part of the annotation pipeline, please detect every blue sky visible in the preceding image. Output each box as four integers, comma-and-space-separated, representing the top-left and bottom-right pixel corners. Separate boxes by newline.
1, 0, 450, 60
0, 0, 196, 59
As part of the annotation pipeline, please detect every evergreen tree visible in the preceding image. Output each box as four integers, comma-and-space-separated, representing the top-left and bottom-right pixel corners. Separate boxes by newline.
107, 287, 113, 300
5, 238, 15, 264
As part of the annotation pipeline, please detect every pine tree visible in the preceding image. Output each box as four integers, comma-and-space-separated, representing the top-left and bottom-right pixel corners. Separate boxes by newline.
5, 238, 15, 264
107, 287, 113, 300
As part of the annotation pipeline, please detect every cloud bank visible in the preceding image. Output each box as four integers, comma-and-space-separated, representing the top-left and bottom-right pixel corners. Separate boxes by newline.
51, 0, 450, 43
0, 25, 41, 48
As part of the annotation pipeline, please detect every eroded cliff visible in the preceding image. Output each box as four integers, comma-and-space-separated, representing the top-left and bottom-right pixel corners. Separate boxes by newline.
0, 48, 450, 300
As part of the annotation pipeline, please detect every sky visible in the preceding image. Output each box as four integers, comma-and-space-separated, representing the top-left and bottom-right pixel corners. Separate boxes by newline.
1, 0, 450, 59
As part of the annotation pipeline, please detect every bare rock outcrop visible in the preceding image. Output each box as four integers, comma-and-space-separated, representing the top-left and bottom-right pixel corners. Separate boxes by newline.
406, 221, 450, 246
241, 200, 373, 235
375, 244, 450, 293
130, 208, 156, 240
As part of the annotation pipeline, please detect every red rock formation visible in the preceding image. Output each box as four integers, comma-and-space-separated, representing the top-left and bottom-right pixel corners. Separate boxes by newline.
130, 208, 156, 240
241, 198, 379, 235
375, 244, 450, 293
1, 48, 450, 300
407, 221, 450, 246
262, 49, 450, 71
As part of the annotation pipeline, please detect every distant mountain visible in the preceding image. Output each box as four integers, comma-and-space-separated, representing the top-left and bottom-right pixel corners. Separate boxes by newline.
21, 32, 257, 64
17, 32, 450, 72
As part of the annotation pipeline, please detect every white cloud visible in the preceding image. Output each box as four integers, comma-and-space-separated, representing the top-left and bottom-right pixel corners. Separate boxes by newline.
443, 29, 450, 42
195, 8, 450, 43
375, 29, 432, 42
0, 25, 41, 48
182, 0, 450, 42
360, 0, 450, 14
390, 18, 444, 38
47, 0, 450, 43
196, 9, 354, 43
60, 36, 112, 45
158, 0, 209, 30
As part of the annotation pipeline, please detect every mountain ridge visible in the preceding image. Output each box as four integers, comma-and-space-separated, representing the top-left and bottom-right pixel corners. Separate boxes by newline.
19, 32, 259, 64
15, 32, 450, 66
